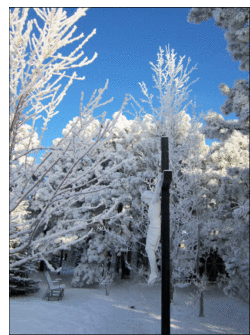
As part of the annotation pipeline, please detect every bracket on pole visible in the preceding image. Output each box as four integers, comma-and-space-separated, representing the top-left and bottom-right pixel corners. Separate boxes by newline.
162, 170, 172, 190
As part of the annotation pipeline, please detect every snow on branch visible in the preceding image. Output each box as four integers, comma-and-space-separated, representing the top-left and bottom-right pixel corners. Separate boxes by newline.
9, 8, 130, 268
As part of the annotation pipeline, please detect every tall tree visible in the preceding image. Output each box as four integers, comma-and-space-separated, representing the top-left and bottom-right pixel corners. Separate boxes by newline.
127, 46, 210, 289
188, 8, 249, 71
188, 7, 249, 301
9, 8, 127, 271
188, 8, 249, 137
10, 201, 40, 295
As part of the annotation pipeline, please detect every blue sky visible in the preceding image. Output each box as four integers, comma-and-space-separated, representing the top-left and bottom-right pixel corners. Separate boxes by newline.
24, 8, 249, 148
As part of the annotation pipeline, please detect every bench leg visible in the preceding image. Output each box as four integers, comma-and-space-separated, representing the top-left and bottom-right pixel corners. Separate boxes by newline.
43, 287, 64, 301
42, 288, 49, 300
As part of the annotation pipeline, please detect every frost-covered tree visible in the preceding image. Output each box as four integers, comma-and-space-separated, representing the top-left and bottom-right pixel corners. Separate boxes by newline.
9, 8, 127, 271
188, 8, 249, 301
10, 201, 40, 296
10, 7, 96, 259
188, 8, 249, 137
35, 106, 164, 286
12, 82, 128, 271
170, 115, 209, 280
126, 46, 211, 290
26, 45, 212, 290
188, 8, 249, 71
26, 101, 137, 282
199, 132, 249, 300
47, 111, 154, 285
202, 79, 249, 141
10, 8, 97, 170
10, 255, 40, 296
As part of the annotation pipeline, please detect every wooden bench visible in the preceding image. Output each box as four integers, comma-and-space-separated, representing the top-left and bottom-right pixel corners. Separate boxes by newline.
43, 271, 65, 301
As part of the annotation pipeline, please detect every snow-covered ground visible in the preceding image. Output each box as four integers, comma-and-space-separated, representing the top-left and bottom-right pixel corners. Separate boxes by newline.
10, 263, 249, 334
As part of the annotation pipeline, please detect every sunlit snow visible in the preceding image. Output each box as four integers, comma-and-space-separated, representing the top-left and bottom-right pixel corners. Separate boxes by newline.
10, 262, 249, 334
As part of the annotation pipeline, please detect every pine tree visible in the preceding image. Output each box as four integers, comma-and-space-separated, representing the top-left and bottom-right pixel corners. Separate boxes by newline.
188, 8, 249, 71
200, 132, 249, 300
10, 202, 40, 296
188, 7, 249, 301
10, 253, 40, 296
188, 8, 249, 138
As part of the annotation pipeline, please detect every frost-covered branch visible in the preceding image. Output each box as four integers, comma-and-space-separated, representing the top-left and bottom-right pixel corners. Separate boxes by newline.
9, 8, 130, 268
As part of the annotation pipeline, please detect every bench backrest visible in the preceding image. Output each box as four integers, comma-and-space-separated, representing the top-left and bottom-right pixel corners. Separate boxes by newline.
45, 271, 53, 289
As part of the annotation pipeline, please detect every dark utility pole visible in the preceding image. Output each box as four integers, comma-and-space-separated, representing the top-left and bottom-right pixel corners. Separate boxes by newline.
161, 137, 172, 335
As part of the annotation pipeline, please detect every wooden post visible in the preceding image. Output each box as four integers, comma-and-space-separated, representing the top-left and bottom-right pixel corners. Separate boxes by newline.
161, 137, 172, 335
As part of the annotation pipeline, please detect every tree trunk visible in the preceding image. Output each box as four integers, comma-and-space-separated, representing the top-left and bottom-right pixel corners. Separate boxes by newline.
115, 254, 120, 273
105, 284, 109, 296
107, 251, 111, 271
58, 250, 64, 275
136, 238, 148, 270
199, 291, 204, 317
39, 229, 48, 272
39, 260, 45, 272
121, 252, 130, 279
121, 252, 126, 279
127, 250, 132, 269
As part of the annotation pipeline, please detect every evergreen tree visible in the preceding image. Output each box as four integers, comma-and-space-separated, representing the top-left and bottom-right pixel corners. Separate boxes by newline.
188, 7, 249, 301
188, 8, 249, 71
188, 8, 249, 138
10, 253, 40, 296
10, 202, 40, 296
200, 132, 249, 300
